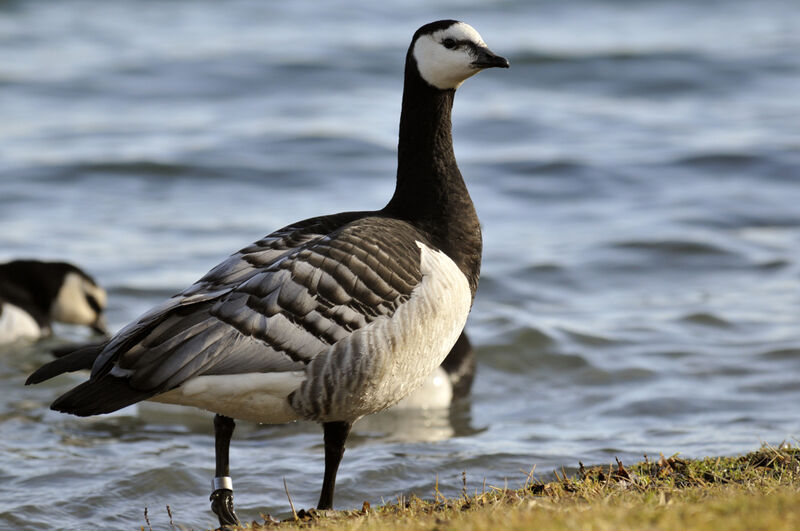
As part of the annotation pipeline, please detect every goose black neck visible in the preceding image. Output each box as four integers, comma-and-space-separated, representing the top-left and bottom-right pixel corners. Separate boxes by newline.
386, 59, 460, 222
383, 53, 482, 295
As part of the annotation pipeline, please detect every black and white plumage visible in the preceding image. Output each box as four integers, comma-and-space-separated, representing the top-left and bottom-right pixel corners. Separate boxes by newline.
27, 19, 507, 526
0, 260, 108, 345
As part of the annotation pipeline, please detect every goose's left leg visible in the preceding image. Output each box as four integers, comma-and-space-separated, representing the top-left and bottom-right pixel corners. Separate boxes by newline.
210, 414, 239, 528
316, 420, 352, 510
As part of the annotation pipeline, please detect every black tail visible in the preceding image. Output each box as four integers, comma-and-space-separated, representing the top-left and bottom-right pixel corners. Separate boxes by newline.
25, 341, 108, 385
52, 341, 105, 359
27, 340, 156, 415
50, 373, 157, 416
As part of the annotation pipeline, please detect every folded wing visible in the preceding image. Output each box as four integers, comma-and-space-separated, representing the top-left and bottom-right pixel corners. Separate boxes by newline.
41, 214, 428, 416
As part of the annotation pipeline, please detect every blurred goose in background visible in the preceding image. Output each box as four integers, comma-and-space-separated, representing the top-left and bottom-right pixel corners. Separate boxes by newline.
0, 260, 108, 344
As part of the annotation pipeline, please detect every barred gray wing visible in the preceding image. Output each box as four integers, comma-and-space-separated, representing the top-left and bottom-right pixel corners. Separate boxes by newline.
90, 215, 426, 395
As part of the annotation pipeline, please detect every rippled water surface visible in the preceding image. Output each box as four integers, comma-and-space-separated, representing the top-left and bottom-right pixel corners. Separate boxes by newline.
2, 0, 800, 528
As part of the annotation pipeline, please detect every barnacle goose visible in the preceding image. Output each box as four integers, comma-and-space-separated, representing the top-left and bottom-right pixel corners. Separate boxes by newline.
0, 260, 107, 345
27, 20, 507, 526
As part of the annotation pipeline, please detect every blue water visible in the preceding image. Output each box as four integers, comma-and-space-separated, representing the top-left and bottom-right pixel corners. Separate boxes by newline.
2, 0, 800, 528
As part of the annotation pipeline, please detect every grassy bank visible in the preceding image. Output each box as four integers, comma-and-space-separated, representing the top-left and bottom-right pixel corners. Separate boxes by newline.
230, 444, 800, 530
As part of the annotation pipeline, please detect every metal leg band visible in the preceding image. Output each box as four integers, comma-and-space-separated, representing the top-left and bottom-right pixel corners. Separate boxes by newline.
213, 476, 234, 491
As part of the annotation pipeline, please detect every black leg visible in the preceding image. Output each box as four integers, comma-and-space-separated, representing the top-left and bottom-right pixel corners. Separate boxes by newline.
316, 421, 352, 510
210, 414, 239, 528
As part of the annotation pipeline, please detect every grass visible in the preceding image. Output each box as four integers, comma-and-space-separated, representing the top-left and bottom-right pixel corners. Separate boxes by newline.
226, 443, 800, 530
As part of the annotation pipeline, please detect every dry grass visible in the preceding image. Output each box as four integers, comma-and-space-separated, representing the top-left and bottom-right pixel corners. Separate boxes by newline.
226, 443, 800, 530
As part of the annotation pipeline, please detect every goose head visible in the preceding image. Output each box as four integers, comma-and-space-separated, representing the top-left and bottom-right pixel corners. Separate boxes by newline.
51, 271, 109, 335
411, 20, 509, 90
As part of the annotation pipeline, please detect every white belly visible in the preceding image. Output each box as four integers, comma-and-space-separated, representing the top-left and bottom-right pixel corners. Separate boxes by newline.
0, 303, 42, 344
150, 371, 304, 424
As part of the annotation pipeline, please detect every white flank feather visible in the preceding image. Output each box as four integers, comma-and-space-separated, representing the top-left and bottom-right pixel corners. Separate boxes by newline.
0, 302, 42, 343
151, 371, 305, 423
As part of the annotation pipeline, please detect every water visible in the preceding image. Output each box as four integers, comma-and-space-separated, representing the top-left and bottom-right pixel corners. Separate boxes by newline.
2, 0, 800, 528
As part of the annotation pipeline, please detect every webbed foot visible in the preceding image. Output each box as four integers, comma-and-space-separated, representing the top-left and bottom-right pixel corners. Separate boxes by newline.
210, 477, 239, 528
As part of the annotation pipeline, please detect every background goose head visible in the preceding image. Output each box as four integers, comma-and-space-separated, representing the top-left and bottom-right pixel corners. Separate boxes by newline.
50, 267, 108, 335
0, 260, 108, 338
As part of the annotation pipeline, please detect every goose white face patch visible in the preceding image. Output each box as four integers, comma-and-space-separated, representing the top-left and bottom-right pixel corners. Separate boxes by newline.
51, 272, 107, 326
413, 22, 487, 90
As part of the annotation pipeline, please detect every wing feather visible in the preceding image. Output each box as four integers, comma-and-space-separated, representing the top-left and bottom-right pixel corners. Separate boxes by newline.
78, 215, 429, 408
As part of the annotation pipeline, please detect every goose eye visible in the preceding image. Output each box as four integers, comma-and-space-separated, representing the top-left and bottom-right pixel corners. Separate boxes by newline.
442, 38, 456, 49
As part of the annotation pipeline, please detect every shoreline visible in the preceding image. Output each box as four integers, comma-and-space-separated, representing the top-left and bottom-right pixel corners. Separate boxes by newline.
190, 443, 800, 529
